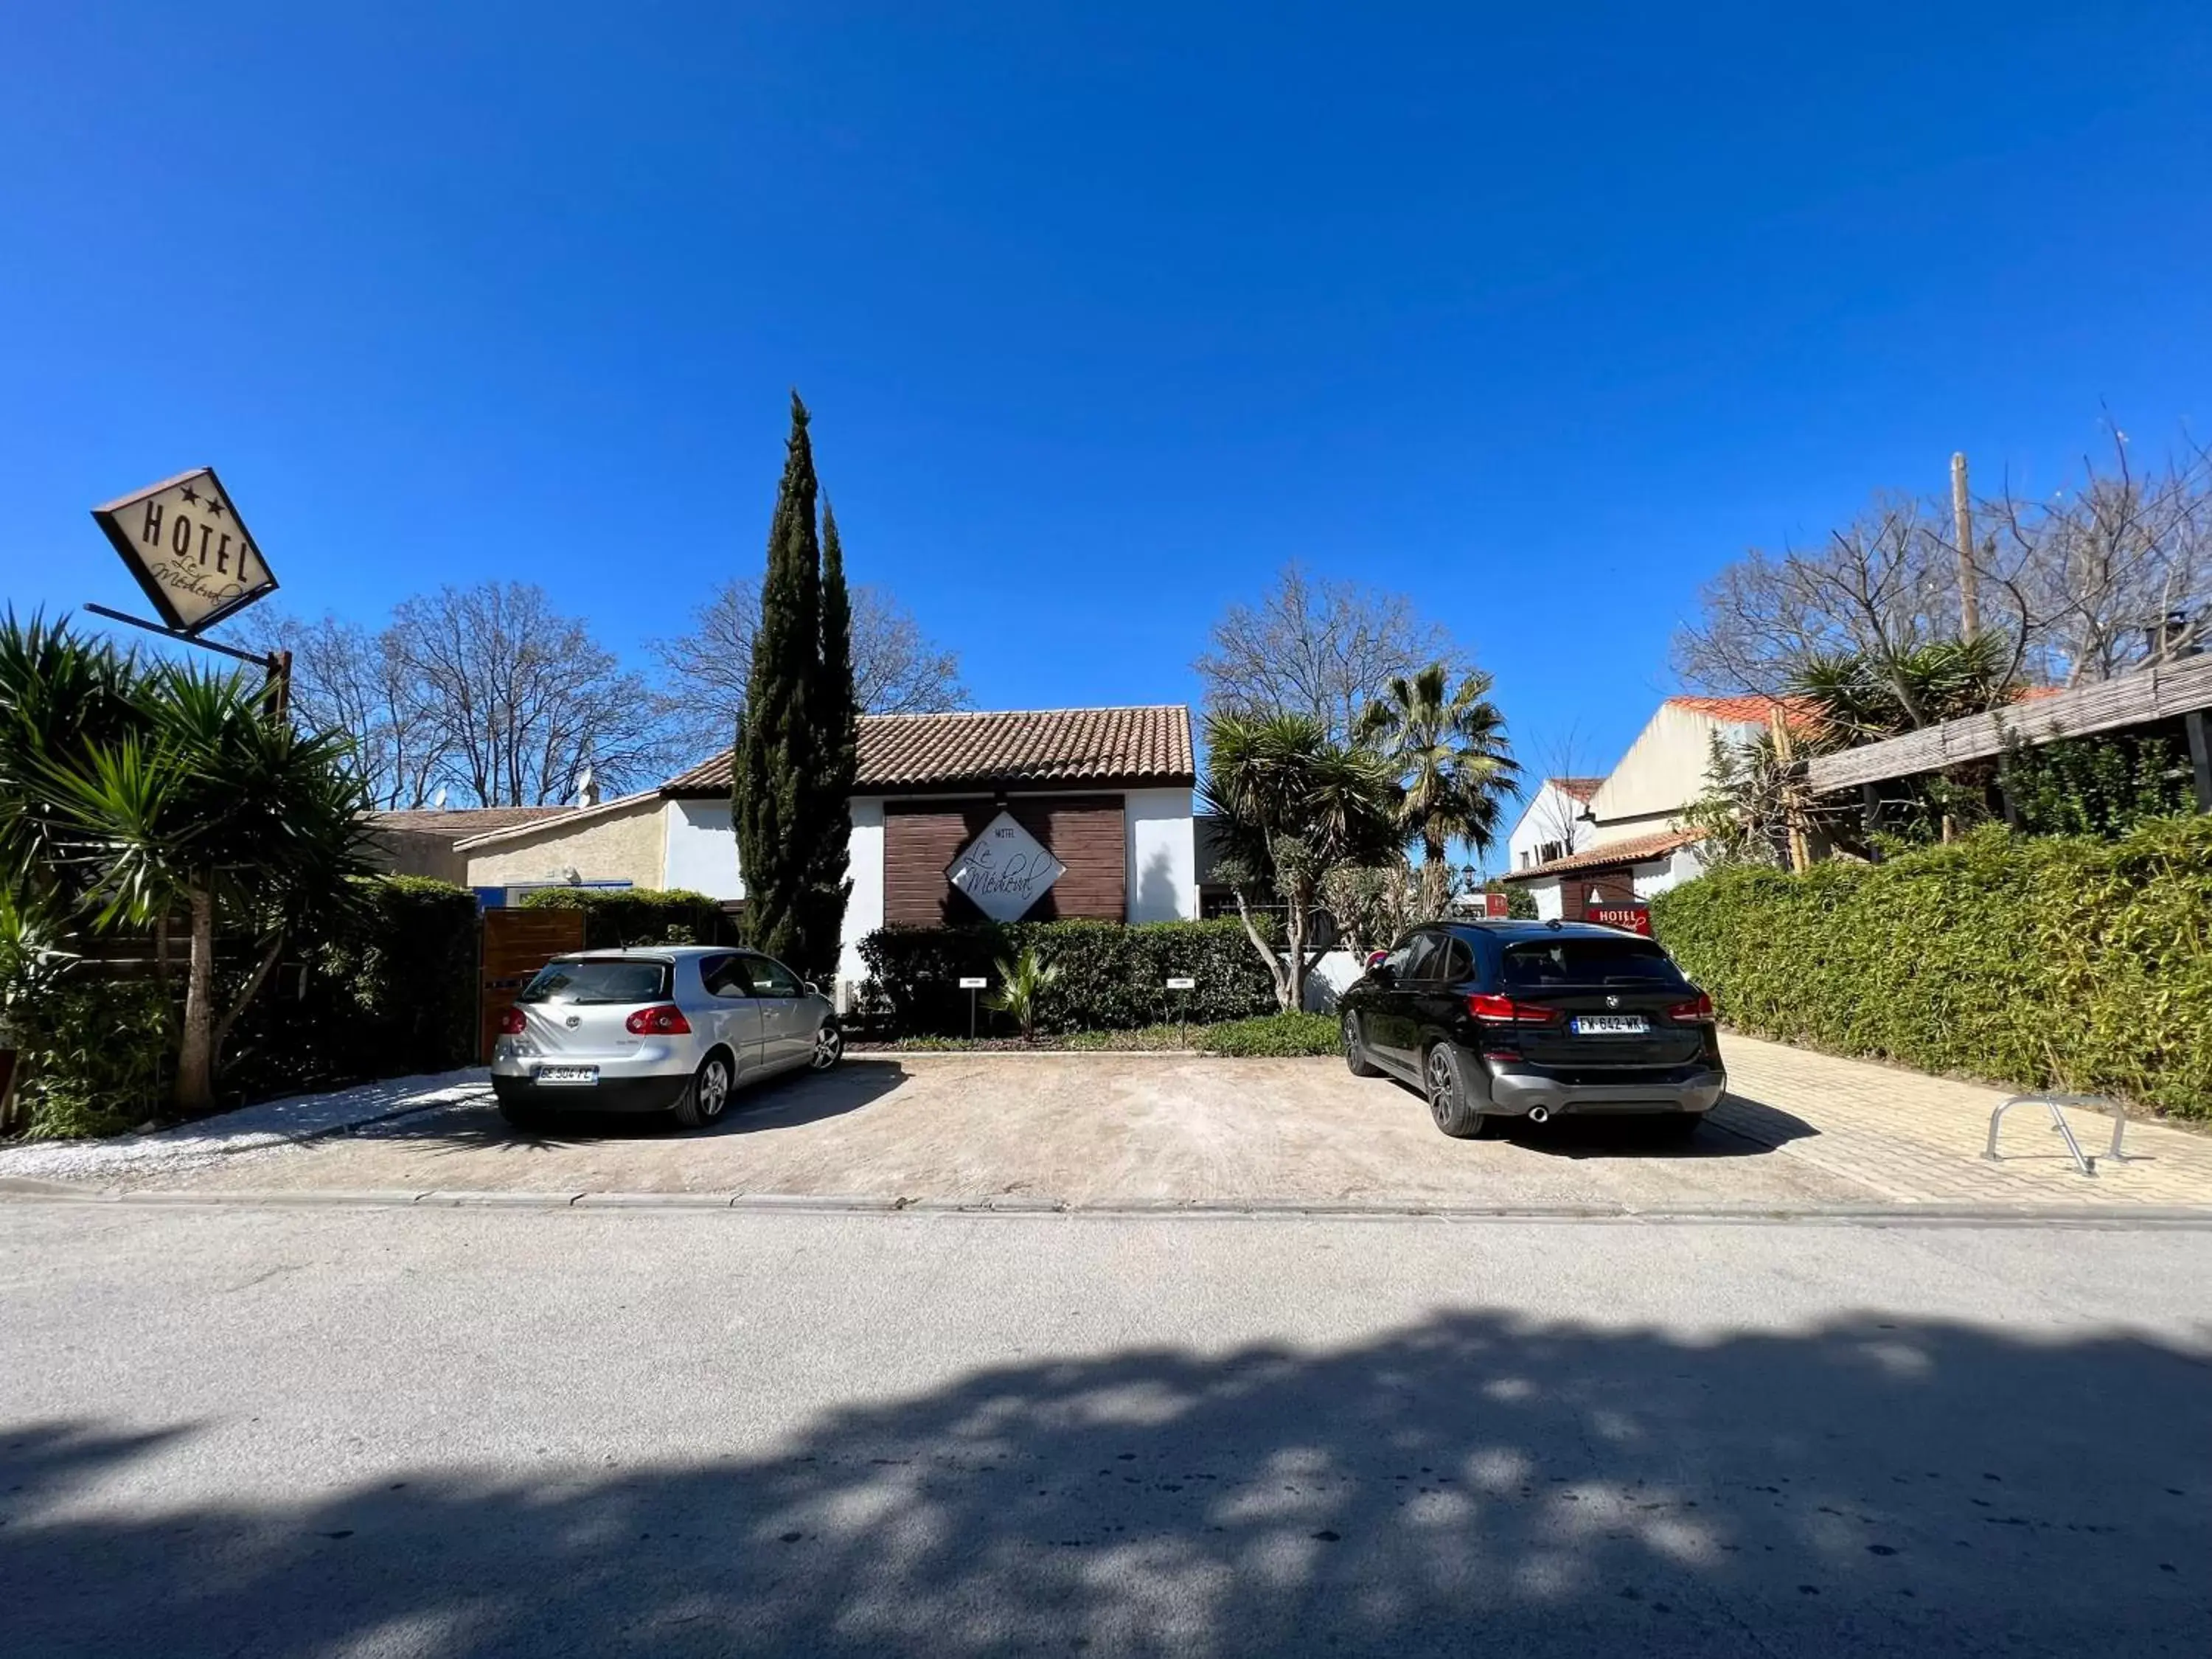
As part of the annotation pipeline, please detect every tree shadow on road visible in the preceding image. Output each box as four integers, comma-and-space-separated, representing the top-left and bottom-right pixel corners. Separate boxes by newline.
4, 1307, 2204, 1657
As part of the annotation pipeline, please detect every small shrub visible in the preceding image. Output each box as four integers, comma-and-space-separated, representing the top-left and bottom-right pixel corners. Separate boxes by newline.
518, 886, 735, 949
982, 945, 1058, 1040
13, 978, 172, 1139
1195, 1012, 1341, 1058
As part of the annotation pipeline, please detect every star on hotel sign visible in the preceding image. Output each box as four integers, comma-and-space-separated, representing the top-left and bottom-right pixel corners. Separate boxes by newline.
91, 467, 278, 635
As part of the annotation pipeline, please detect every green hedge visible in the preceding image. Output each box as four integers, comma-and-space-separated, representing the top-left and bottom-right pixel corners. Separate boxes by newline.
858, 920, 1276, 1036
226, 874, 481, 1099
518, 886, 737, 948
1650, 817, 2212, 1119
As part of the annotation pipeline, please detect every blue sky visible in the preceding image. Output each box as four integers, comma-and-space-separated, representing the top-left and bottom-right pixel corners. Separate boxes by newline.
6, 4, 2211, 818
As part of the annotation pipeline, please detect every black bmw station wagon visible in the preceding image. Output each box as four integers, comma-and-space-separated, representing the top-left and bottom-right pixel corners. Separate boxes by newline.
1336, 919, 1725, 1140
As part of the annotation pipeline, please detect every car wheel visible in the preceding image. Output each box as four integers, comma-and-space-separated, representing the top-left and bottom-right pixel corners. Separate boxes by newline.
1342, 1012, 1382, 1077
1425, 1043, 1502, 1140
672, 1051, 733, 1129
810, 1018, 844, 1072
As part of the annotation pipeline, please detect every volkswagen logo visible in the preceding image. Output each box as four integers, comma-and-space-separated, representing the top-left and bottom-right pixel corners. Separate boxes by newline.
1604, 995, 1620, 1009
565, 1015, 580, 1029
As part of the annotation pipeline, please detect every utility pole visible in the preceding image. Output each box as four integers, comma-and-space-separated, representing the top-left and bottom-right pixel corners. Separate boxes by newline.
1952, 451, 1981, 640
1769, 706, 1811, 874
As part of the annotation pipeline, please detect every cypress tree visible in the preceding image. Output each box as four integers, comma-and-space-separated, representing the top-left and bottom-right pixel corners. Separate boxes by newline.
799, 498, 859, 976
734, 392, 821, 967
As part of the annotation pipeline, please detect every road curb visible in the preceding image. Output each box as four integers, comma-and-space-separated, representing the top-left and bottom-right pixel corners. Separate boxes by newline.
6, 1183, 2212, 1228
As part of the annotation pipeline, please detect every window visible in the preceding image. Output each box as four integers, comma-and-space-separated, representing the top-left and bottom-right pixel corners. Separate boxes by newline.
699, 955, 752, 998
1538, 841, 1563, 864
739, 953, 805, 997
1500, 939, 1683, 990
517, 958, 671, 1006
1439, 937, 1474, 984
1400, 932, 1444, 981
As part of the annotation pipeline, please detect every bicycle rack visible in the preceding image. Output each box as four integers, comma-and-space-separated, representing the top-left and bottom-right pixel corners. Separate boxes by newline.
1983, 1092, 2132, 1178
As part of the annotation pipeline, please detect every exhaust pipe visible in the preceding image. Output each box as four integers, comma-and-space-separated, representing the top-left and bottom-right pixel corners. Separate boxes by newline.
1526, 1105, 1551, 1124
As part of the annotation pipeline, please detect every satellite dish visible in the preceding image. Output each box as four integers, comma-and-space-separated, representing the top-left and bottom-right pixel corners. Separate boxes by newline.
431, 785, 449, 810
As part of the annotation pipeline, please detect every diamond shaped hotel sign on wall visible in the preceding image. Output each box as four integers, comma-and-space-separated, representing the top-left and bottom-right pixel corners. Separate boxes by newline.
946, 811, 1066, 923
90, 467, 278, 635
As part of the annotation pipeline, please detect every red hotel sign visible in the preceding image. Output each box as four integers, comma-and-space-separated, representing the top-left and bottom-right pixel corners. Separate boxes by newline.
1585, 900, 1652, 936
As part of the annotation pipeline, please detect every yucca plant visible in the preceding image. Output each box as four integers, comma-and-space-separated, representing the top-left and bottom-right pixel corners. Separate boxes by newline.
22, 641, 374, 1112
982, 945, 1059, 1041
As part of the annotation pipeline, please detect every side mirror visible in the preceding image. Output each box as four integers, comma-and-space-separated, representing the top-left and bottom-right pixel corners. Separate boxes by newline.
804, 981, 822, 998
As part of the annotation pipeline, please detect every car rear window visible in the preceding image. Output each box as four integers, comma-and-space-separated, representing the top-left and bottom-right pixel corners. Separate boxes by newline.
1500, 939, 1686, 989
516, 959, 672, 1005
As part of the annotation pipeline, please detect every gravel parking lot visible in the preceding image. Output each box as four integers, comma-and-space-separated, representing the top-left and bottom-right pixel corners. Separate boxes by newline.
29, 1034, 2212, 1214
114, 1049, 1865, 1211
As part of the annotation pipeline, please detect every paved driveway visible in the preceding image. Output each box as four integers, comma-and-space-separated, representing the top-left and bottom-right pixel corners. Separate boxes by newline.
94, 1034, 2212, 1212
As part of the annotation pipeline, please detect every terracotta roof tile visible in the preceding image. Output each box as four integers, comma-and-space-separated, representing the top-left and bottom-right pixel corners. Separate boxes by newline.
1665, 693, 1820, 728
369, 807, 576, 837
1499, 826, 1705, 883
662, 705, 1195, 794
1549, 776, 1605, 802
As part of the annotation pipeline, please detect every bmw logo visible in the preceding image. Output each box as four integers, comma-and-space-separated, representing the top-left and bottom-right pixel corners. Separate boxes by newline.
1605, 995, 1620, 1009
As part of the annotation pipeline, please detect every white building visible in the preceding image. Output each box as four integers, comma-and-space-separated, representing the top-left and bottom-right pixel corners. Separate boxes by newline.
1502, 695, 1798, 919
454, 706, 1200, 996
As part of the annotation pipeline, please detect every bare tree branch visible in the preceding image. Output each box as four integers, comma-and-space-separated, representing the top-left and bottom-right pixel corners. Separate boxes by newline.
1194, 563, 1468, 746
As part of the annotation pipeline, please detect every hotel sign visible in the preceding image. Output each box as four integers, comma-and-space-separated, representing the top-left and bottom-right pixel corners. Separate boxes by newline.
91, 467, 277, 634
947, 811, 1065, 923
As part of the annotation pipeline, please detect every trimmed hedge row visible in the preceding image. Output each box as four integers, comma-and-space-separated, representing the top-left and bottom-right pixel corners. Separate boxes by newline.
858, 920, 1277, 1037
1649, 817, 2212, 1119
224, 874, 481, 1102
518, 886, 737, 948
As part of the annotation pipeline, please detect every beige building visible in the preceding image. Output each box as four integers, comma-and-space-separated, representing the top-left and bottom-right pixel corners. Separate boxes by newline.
1501, 695, 1801, 919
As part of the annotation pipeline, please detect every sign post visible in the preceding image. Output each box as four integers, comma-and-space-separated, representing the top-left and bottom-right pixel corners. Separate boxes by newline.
958, 976, 988, 1040
1165, 975, 1196, 1046
86, 467, 285, 705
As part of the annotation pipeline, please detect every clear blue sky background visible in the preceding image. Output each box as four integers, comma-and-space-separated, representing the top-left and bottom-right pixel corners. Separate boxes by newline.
6, 4, 2211, 824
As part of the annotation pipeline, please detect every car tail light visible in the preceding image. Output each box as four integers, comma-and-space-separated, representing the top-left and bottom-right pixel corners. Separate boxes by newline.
1666, 992, 1716, 1023
1467, 992, 1562, 1026
496, 1007, 526, 1036
625, 1004, 692, 1035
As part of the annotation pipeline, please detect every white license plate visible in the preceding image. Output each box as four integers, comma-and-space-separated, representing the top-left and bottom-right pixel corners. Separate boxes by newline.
535, 1065, 599, 1085
1571, 1015, 1649, 1036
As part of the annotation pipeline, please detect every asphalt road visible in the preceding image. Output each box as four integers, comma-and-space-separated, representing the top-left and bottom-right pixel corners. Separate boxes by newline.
3, 1200, 2208, 1658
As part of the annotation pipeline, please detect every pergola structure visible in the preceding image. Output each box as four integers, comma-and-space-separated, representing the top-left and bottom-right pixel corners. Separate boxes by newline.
1803, 655, 2212, 813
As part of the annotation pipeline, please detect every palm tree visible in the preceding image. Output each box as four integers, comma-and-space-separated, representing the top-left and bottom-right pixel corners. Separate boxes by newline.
1790, 634, 2020, 745
29, 651, 373, 1112
1354, 663, 1520, 865
1200, 711, 1399, 1012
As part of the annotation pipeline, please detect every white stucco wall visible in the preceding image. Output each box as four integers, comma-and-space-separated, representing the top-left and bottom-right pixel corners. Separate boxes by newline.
1301, 950, 1364, 1012
838, 796, 887, 996
1123, 787, 1198, 922
662, 798, 745, 900
1632, 844, 1709, 901
1507, 782, 1589, 872
1526, 877, 1566, 920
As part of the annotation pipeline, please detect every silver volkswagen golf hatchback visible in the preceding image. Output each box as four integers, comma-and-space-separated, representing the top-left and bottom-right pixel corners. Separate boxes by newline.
491, 945, 842, 1129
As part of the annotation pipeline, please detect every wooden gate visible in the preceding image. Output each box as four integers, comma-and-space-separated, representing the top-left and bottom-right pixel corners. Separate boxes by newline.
479, 908, 587, 1061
